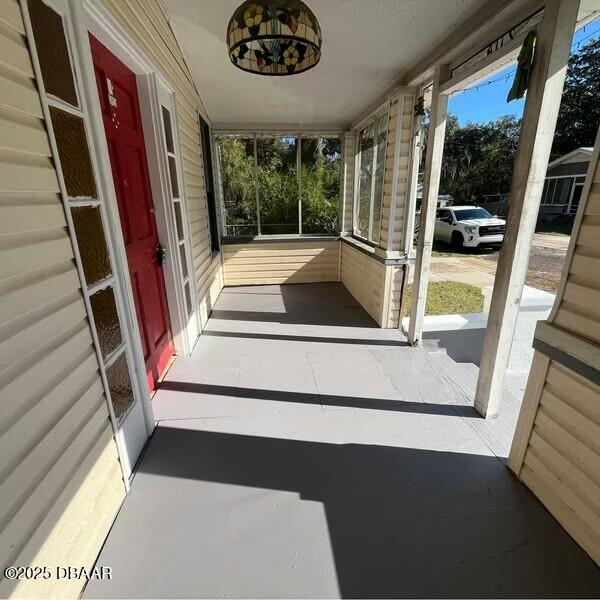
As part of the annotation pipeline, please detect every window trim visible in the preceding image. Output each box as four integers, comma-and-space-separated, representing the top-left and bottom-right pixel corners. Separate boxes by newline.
541, 175, 576, 206
215, 131, 344, 238
352, 105, 390, 246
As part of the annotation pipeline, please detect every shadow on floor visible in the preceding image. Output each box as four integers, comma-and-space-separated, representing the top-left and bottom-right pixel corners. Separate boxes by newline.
158, 380, 476, 417
423, 328, 485, 365
214, 283, 379, 328
86, 428, 600, 598
201, 330, 408, 346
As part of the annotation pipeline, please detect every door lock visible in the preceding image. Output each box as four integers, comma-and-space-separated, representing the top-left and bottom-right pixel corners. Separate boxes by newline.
156, 243, 167, 267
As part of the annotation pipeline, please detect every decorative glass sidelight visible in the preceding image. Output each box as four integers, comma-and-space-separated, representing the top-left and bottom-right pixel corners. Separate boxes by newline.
27, 0, 137, 427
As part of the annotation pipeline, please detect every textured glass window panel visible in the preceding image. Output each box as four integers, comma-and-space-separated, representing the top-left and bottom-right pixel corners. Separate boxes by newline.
106, 353, 135, 422
356, 123, 374, 239
50, 107, 97, 198
174, 201, 184, 240
168, 156, 179, 198
217, 137, 258, 236
371, 114, 388, 244
28, 0, 78, 107
301, 137, 341, 234
184, 282, 192, 317
71, 205, 112, 285
90, 286, 122, 358
179, 243, 188, 279
257, 136, 299, 235
162, 106, 174, 153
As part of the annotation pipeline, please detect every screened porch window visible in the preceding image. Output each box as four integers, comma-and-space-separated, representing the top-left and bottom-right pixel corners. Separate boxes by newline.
541, 177, 574, 205
354, 112, 388, 244
216, 134, 341, 237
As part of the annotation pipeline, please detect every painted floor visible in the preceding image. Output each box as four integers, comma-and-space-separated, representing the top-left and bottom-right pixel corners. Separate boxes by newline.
85, 283, 600, 598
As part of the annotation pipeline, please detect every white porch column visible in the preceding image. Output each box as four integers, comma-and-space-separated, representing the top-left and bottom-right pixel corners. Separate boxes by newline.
474, 0, 580, 418
407, 64, 450, 345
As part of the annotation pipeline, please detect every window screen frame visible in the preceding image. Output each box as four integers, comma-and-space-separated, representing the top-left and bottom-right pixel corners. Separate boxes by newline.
215, 131, 343, 239
352, 105, 390, 246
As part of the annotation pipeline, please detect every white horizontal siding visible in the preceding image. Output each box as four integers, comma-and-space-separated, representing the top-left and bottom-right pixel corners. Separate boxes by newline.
513, 139, 600, 567
223, 241, 340, 286
0, 3, 125, 597
379, 94, 414, 252
340, 242, 386, 325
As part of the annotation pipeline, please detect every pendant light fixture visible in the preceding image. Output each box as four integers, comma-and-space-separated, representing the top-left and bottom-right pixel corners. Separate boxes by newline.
227, 1, 322, 76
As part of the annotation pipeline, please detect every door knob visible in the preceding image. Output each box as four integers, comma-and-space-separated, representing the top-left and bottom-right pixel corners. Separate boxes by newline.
156, 243, 167, 267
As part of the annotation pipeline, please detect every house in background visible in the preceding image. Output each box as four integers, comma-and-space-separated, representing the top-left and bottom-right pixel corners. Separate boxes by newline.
478, 147, 592, 222
539, 146, 593, 221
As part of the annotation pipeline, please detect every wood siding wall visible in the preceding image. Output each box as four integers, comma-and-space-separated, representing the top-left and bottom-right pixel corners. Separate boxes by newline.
341, 133, 355, 234
340, 242, 385, 325
379, 93, 415, 252
340, 243, 404, 328
101, 0, 223, 327
383, 265, 405, 329
0, 2, 125, 597
553, 162, 600, 343
223, 241, 341, 286
519, 359, 600, 563
510, 136, 600, 566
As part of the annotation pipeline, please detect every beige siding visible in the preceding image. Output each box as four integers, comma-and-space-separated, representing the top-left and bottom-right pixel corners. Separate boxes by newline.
101, 0, 223, 326
382, 265, 405, 329
520, 362, 600, 564
340, 242, 386, 325
340, 133, 355, 234
510, 139, 600, 566
223, 241, 340, 286
0, 2, 125, 598
379, 94, 415, 252
553, 163, 600, 344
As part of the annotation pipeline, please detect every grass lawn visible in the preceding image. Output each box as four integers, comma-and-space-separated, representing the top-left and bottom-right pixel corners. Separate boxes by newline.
402, 281, 484, 317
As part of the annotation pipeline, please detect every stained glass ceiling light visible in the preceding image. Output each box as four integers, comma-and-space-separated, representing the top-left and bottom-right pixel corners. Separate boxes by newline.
227, 0, 322, 76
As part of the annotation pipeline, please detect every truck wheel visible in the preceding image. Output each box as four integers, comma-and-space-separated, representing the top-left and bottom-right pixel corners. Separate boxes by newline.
451, 231, 464, 250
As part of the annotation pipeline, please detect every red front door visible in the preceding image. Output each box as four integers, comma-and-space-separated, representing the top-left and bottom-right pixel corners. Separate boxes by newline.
90, 35, 174, 392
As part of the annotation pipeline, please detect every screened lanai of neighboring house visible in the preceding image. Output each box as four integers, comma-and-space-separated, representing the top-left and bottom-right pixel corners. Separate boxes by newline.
1, 0, 600, 598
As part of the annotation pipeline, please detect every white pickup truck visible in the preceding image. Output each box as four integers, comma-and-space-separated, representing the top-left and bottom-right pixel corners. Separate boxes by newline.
434, 206, 506, 250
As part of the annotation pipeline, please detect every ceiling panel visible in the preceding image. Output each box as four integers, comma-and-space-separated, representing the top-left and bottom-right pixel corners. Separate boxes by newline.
163, 0, 489, 127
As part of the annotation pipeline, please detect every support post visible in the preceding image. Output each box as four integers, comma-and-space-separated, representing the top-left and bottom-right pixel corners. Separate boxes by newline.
340, 132, 356, 235
474, 0, 580, 418
407, 64, 450, 345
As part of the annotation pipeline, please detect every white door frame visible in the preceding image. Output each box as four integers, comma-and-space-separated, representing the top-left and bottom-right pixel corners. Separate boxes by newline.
64, 1, 200, 455
152, 77, 201, 352
76, 0, 201, 353
20, 0, 154, 480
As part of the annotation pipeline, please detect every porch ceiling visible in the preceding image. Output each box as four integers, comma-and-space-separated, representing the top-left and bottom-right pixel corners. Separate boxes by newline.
161, 0, 491, 128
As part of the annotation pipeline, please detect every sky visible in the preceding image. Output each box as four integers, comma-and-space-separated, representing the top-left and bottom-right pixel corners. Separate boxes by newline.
450, 17, 600, 125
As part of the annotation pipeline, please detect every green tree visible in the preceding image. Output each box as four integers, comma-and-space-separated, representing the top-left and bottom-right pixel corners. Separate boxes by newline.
218, 136, 341, 236
552, 37, 600, 159
440, 114, 521, 202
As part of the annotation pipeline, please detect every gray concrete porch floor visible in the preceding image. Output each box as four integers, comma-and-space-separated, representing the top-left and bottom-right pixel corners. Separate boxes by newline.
85, 283, 600, 598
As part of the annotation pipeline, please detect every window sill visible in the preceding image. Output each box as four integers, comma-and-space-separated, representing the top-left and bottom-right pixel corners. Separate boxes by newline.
222, 234, 340, 245
341, 236, 408, 266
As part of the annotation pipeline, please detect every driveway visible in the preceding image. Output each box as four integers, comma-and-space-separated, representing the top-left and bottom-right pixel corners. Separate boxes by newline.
481, 233, 570, 293
412, 233, 569, 293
